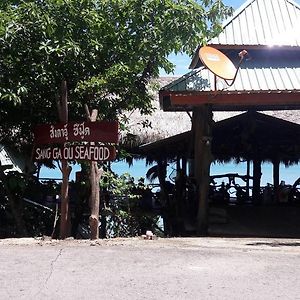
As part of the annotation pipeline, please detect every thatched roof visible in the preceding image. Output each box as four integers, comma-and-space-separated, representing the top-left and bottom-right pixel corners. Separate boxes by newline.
137, 111, 300, 164
124, 77, 300, 147
123, 77, 191, 146
212, 111, 300, 163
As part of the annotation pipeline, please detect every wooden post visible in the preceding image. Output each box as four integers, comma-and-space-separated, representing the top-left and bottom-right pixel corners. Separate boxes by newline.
85, 105, 102, 240
182, 157, 187, 177
156, 160, 169, 235
273, 158, 280, 202
252, 159, 262, 204
193, 105, 213, 235
246, 160, 250, 199
59, 81, 71, 239
89, 161, 102, 239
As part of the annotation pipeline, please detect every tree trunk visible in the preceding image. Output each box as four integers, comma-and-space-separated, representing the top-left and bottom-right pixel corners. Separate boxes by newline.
85, 105, 103, 240
193, 106, 213, 236
59, 161, 71, 238
58, 80, 71, 239
89, 161, 102, 239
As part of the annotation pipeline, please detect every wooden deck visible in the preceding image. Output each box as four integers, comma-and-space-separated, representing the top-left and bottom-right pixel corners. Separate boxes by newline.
209, 205, 300, 238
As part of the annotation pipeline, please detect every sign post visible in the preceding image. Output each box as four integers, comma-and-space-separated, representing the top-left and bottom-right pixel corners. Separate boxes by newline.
58, 81, 70, 239
85, 106, 101, 240
34, 90, 119, 240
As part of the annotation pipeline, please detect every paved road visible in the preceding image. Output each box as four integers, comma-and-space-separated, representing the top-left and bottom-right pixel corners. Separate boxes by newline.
1, 237, 300, 300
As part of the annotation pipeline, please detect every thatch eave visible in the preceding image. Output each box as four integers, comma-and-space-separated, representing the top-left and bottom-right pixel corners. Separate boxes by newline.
134, 111, 300, 165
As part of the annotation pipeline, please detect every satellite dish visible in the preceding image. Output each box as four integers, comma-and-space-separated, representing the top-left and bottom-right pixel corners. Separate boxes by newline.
199, 46, 237, 81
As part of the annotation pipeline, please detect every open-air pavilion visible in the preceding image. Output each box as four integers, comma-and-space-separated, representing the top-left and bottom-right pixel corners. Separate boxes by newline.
128, 0, 300, 237
139, 111, 300, 185
136, 111, 300, 236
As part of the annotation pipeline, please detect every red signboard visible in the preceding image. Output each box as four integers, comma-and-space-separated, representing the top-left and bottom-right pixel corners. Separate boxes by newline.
34, 145, 116, 161
34, 121, 118, 144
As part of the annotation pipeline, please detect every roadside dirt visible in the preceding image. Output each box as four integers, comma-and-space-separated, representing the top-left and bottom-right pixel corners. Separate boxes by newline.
1, 236, 300, 252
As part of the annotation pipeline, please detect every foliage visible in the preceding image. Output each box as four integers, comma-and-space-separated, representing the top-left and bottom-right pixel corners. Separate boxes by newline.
0, 0, 232, 237
100, 170, 161, 237
101, 171, 138, 199
0, 0, 232, 150
0, 171, 55, 237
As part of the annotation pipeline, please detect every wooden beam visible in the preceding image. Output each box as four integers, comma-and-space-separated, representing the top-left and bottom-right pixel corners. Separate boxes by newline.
167, 92, 300, 108
209, 44, 300, 51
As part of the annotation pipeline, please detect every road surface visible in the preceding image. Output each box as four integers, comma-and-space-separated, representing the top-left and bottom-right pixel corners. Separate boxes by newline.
1, 237, 300, 299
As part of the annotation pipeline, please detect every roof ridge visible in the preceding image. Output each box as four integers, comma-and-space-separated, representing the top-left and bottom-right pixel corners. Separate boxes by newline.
220, 0, 255, 30
287, 0, 300, 10
221, 0, 300, 32
222, 0, 300, 30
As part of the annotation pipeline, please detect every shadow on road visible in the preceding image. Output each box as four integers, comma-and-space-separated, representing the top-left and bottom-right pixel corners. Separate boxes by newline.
246, 242, 300, 247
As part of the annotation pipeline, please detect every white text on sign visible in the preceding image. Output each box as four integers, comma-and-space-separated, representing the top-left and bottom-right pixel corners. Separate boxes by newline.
34, 145, 116, 161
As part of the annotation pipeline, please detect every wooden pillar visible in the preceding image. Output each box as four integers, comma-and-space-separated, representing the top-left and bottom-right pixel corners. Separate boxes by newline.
157, 160, 171, 235
193, 105, 213, 235
174, 156, 186, 234
182, 156, 187, 177
246, 160, 250, 198
273, 158, 280, 202
157, 160, 168, 205
252, 159, 262, 204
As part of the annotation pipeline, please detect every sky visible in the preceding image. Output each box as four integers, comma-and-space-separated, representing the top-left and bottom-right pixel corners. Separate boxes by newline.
161, 0, 300, 76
